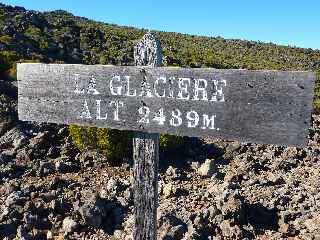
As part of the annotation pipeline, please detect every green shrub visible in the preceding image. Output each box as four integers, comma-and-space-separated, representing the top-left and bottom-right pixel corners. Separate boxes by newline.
0, 8, 5, 20
0, 51, 19, 72
69, 125, 133, 161
39, 40, 49, 50
0, 35, 12, 44
314, 99, 320, 114
25, 26, 41, 38
69, 125, 184, 160
159, 134, 184, 150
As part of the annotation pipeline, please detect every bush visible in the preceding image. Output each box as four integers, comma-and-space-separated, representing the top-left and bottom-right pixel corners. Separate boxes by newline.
314, 99, 320, 114
69, 125, 184, 161
0, 8, 5, 20
0, 51, 19, 72
24, 26, 41, 38
0, 35, 12, 44
69, 126, 133, 161
159, 134, 184, 150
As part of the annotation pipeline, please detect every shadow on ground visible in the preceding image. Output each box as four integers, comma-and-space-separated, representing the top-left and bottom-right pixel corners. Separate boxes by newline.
159, 137, 225, 172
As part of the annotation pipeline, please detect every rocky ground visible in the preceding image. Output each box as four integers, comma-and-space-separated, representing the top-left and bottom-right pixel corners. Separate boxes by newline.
0, 78, 320, 240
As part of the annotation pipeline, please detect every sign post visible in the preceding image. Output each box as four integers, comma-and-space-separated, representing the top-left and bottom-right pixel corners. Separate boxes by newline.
132, 33, 161, 240
17, 33, 316, 239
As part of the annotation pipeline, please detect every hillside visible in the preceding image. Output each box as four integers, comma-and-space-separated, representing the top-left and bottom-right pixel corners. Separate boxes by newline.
1, 3, 319, 112
0, 3, 320, 240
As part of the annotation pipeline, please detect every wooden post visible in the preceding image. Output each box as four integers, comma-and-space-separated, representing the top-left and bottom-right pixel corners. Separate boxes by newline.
132, 33, 162, 240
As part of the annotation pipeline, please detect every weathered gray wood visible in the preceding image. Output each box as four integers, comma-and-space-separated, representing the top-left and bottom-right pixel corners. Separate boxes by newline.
17, 63, 315, 147
133, 133, 159, 240
133, 33, 160, 240
134, 32, 162, 67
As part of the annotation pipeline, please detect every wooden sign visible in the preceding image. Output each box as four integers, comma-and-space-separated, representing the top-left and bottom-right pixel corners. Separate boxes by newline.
18, 64, 315, 147
17, 33, 316, 240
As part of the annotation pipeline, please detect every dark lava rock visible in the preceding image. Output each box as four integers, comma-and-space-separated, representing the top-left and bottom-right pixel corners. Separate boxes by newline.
0, 80, 17, 98
218, 190, 245, 221
50, 198, 72, 215
28, 131, 50, 149
0, 118, 13, 136
49, 177, 70, 190
16, 149, 33, 163
0, 127, 28, 150
0, 223, 17, 238
46, 146, 60, 158
76, 151, 96, 168
161, 224, 186, 240
158, 213, 187, 240
5, 191, 28, 207
0, 153, 14, 164
246, 203, 279, 230
16, 225, 31, 240
55, 159, 79, 173
37, 161, 55, 177
23, 212, 40, 229
79, 196, 107, 228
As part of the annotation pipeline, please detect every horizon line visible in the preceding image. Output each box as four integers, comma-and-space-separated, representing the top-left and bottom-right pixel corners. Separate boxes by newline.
2, 2, 320, 51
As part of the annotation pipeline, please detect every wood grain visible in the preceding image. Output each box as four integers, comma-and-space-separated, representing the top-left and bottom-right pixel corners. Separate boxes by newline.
133, 132, 159, 240
18, 63, 315, 147
132, 33, 160, 240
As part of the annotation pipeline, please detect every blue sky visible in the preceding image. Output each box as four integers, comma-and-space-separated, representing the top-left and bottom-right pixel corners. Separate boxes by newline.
1, 0, 319, 50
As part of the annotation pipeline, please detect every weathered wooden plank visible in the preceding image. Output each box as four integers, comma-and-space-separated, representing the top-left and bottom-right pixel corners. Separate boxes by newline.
17, 63, 315, 146
132, 33, 160, 240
